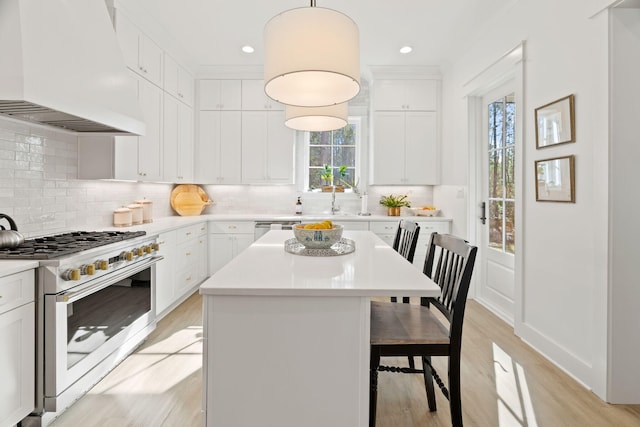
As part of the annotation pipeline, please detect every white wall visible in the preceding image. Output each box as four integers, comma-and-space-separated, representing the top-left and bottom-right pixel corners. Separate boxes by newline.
442, 0, 613, 399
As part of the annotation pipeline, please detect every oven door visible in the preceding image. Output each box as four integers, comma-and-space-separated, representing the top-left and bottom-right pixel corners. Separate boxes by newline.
44, 255, 161, 408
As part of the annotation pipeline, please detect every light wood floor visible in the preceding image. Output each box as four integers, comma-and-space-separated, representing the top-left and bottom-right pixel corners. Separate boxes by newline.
50, 293, 640, 427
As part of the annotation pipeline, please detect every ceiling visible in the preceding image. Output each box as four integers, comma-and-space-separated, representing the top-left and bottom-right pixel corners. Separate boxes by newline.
119, 0, 516, 74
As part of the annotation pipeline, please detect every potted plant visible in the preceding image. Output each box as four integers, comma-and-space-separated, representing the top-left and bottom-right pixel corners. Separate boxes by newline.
379, 194, 410, 216
320, 165, 349, 192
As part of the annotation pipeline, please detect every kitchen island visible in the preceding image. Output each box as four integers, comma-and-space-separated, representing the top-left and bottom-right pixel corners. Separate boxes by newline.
199, 230, 440, 427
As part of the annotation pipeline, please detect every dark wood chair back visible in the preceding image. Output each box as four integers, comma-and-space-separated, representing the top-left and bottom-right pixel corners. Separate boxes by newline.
392, 220, 420, 263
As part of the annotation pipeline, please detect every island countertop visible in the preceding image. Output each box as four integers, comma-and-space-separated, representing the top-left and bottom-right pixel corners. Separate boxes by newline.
199, 230, 440, 297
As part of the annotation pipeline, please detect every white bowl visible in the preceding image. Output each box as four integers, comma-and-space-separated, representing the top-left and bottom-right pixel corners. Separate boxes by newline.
293, 224, 344, 249
409, 207, 441, 217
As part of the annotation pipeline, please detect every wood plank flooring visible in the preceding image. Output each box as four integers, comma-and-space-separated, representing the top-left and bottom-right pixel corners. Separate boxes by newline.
50, 293, 640, 427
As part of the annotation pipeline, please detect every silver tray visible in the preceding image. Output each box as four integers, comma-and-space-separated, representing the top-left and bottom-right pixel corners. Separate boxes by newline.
284, 238, 355, 257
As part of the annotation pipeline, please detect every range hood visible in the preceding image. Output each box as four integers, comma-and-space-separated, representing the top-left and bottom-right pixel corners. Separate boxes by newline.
0, 0, 145, 134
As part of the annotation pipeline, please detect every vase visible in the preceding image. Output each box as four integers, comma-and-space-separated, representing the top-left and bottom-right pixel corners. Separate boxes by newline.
387, 207, 401, 216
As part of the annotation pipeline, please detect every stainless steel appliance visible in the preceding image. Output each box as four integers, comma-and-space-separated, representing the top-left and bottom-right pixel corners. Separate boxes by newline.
254, 220, 301, 241
0, 231, 162, 427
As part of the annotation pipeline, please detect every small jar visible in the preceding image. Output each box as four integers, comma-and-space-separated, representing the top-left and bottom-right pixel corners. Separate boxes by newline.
113, 207, 132, 227
136, 198, 153, 223
127, 203, 143, 225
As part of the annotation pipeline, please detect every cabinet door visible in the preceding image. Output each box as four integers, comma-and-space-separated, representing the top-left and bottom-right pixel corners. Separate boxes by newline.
0, 303, 35, 427
138, 34, 163, 87
199, 80, 241, 110
241, 111, 268, 183
241, 80, 284, 111
404, 112, 438, 184
155, 231, 176, 316
233, 235, 254, 257
197, 111, 242, 184
137, 78, 163, 181
115, 12, 139, 72
209, 234, 234, 274
371, 111, 405, 185
374, 79, 437, 111
266, 111, 294, 183
164, 97, 193, 182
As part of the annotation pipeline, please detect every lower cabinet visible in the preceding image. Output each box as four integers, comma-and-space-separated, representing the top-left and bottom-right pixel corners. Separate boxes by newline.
208, 221, 255, 275
155, 222, 208, 319
370, 220, 451, 269
0, 270, 35, 427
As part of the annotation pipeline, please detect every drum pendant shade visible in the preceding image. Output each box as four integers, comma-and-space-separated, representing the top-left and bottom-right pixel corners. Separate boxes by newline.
264, 6, 360, 107
285, 103, 348, 131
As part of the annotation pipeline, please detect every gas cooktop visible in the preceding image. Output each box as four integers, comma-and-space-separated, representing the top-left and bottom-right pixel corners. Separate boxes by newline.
0, 230, 147, 259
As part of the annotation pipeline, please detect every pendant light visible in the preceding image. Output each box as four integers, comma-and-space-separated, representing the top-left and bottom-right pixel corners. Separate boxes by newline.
264, 0, 360, 107
285, 103, 348, 131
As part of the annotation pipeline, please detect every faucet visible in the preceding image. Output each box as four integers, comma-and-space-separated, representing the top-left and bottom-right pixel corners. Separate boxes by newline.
331, 186, 340, 214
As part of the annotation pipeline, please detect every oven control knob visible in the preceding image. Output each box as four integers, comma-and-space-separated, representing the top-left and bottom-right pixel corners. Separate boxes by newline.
95, 260, 108, 270
125, 251, 134, 261
62, 269, 81, 281
137, 247, 145, 256
144, 245, 152, 254
152, 243, 160, 251
80, 264, 95, 275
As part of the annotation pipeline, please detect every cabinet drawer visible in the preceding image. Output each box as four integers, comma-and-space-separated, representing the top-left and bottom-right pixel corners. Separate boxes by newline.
369, 221, 400, 234
416, 222, 450, 235
0, 270, 35, 315
175, 240, 200, 272
208, 221, 255, 234
176, 222, 207, 245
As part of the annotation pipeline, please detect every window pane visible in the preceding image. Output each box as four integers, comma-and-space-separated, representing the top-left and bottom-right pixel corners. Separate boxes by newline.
489, 200, 504, 250
505, 201, 515, 254
308, 168, 323, 189
505, 146, 515, 199
310, 131, 331, 145
488, 149, 503, 198
505, 101, 516, 147
488, 101, 504, 149
333, 146, 356, 167
309, 146, 331, 167
333, 124, 356, 145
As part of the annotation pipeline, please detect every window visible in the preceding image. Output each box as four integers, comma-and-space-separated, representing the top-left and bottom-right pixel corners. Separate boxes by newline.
306, 118, 360, 191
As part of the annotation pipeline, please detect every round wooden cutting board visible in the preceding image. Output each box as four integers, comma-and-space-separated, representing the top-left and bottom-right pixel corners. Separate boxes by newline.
170, 184, 213, 216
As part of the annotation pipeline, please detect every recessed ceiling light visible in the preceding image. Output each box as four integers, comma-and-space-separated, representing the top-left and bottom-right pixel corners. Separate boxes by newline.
399, 46, 413, 54
242, 45, 255, 54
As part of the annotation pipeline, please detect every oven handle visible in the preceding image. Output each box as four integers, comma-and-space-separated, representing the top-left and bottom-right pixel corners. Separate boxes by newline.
56, 255, 164, 304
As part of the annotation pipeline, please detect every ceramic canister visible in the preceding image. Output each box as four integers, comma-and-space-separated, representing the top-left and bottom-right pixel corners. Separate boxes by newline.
113, 207, 132, 227
127, 203, 143, 225
136, 198, 153, 223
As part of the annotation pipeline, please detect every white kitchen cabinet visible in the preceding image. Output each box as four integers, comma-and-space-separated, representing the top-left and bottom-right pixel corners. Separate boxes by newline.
163, 94, 194, 183
78, 73, 163, 182
0, 269, 35, 427
198, 80, 242, 111
196, 110, 242, 184
373, 79, 437, 111
175, 222, 208, 298
371, 111, 438, 185
163, 53, 194, 106
241, 111, 295, 184
241, 80, 284, 111
155, 230, 177, 317
333, 221, 369, 231
370, 220, 450, 269
115, 11, 163, 87
208, 221, 254, 274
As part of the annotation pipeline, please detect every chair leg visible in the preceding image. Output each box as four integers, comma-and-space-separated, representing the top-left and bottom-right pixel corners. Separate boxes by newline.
422, 356, 437, 412
370, 351, 381, 427
448, 353, 463, 427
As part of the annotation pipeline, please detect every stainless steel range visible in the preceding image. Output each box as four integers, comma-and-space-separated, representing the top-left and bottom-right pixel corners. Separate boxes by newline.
1, 231, 162, 427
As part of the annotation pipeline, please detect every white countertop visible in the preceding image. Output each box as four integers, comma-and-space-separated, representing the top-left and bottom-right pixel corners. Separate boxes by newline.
199, 230, 441, 297
0, 260, 40, 276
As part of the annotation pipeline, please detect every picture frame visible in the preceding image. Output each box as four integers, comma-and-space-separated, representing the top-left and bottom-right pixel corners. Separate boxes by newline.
535, 94, 575, 148
535, 155, 575, 202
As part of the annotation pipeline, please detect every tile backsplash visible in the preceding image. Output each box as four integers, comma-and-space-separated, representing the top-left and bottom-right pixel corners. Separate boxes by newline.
0, 116, 173, 237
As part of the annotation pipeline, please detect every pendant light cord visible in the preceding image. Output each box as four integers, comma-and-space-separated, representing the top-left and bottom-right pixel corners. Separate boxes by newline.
310, 0, 316, 6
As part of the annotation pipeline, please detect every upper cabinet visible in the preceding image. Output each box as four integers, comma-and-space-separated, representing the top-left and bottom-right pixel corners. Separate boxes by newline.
163, 94, 194, 183
198, 80, 242, 110
196, 110, 242, 184
373, 79, 437, 111
115, 11, 163, 87
164, 53, 194, 107
241, 80, 284, 111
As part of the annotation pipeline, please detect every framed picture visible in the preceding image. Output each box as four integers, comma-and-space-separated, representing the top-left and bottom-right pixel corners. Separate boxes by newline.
535, 94, 575, 148
535, 155, 575, 202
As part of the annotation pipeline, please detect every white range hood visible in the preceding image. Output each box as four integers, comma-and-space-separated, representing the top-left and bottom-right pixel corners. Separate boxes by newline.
0, 0, 145, 134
